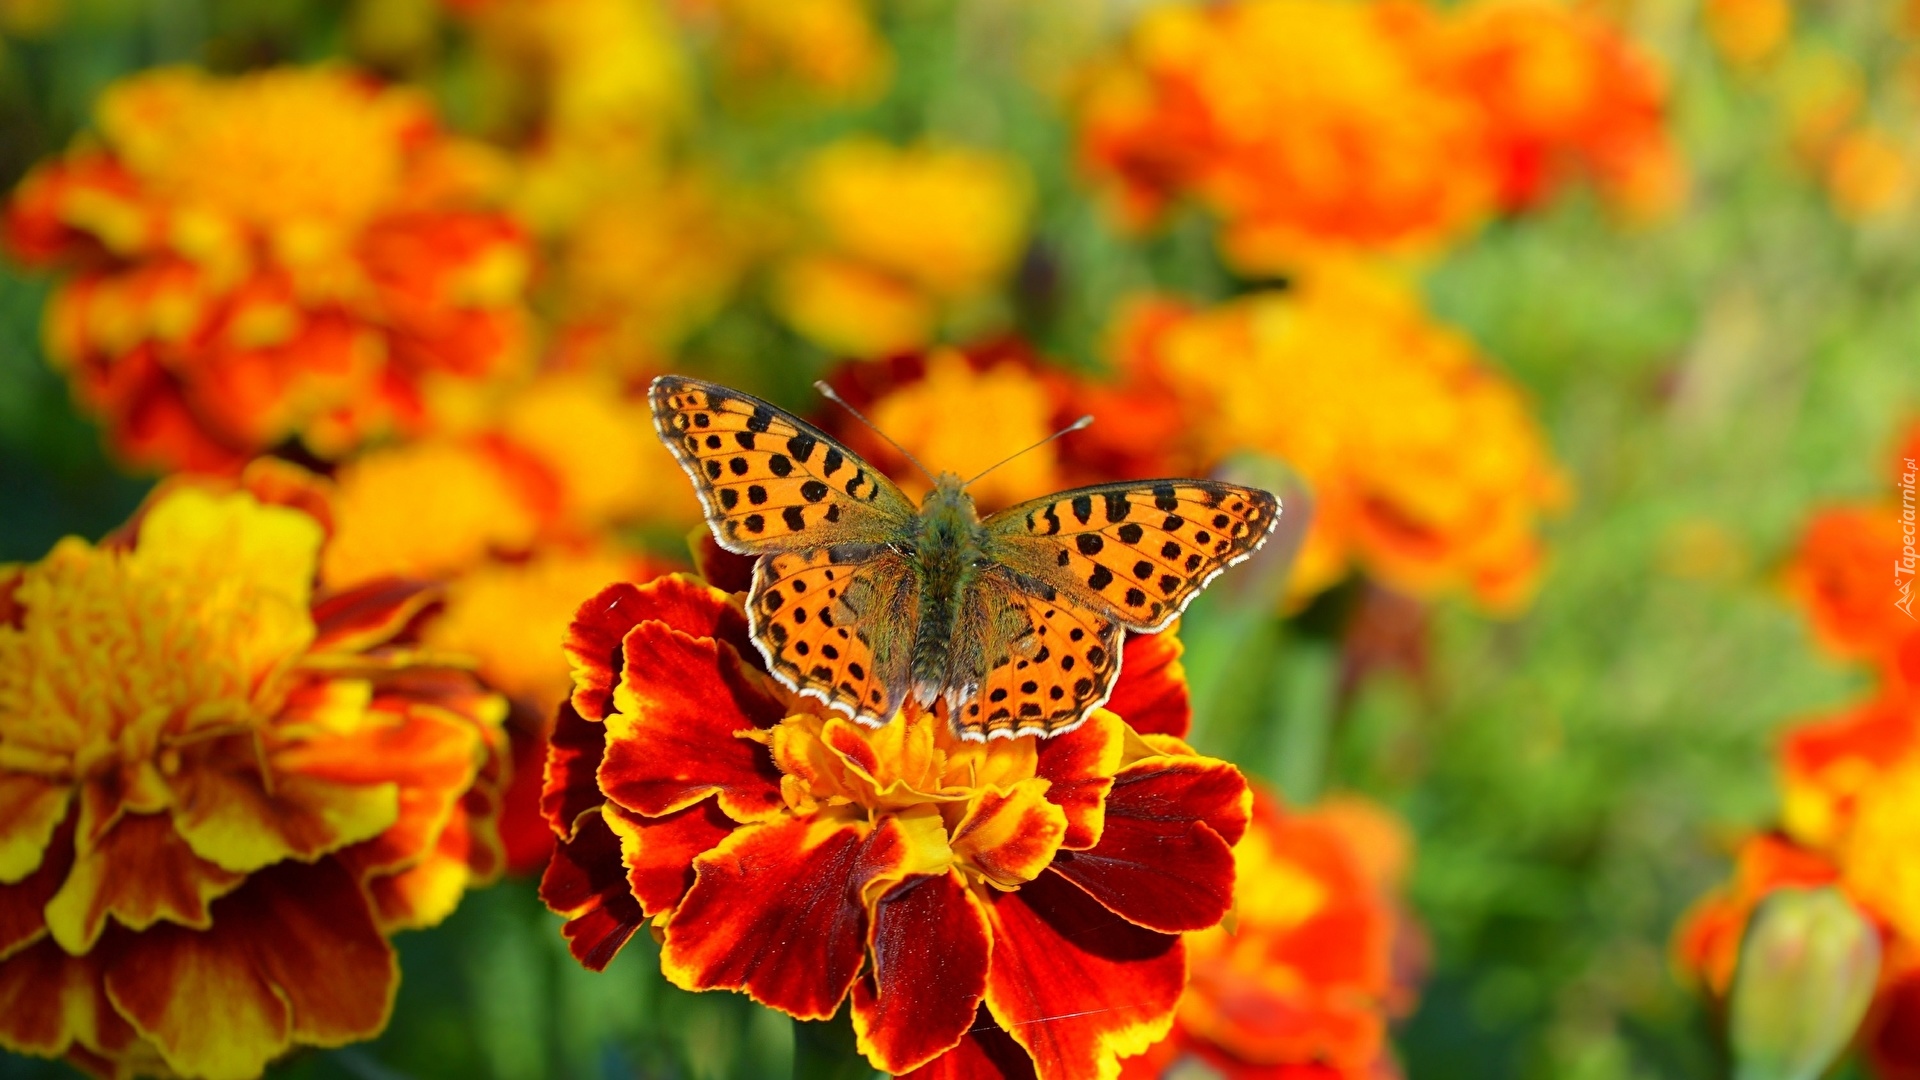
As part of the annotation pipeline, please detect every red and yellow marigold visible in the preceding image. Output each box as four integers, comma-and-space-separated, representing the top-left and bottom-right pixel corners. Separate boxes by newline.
1114, 267, 1569, 612
4, 66, 532, 474
772, 138, 1033, 357
1124, 792, 1422, 1080
0, 467, 507, 1079
541, 574, 1248, 1078
1076, 0, 1493, 271
1441, 0, 1682, 218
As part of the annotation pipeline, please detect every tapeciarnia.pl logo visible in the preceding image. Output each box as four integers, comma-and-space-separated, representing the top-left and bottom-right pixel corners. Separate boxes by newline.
1899, 456, 1917, 619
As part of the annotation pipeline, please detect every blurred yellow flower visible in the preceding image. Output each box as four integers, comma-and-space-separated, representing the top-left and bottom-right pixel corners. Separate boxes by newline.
0, 476, 505, 1079
1706, 0, 1792, 68
1117, 265, 1569, 611
865, 349, 1064, 509
694, 0, 892, 104
1825, 128, 1912, 221
772, 138, 1032, 356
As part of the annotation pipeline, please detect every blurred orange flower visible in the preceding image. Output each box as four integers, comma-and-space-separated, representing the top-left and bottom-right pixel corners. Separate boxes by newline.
1825, 129, 1913, 221
1115, 267, 1569, 612
1705, 0, 1791, 68
1442, 0, 1682, 218
772, 138, 1033, 356
542, 575, 1246, 1078
1124, 792, 1422, 1080
4, 66, 532, 474
0, 470, 506, 1078
1077, 0, 1494, 271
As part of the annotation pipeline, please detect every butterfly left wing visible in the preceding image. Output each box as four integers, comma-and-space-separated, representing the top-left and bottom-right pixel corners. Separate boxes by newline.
750, 547, 920, 726
943, 571, 1125, 741
981, 480, 1280, 633
651, 375, 919, 553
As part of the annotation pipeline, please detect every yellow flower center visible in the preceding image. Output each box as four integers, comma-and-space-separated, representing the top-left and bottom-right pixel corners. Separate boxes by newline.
0, 490, 322, 781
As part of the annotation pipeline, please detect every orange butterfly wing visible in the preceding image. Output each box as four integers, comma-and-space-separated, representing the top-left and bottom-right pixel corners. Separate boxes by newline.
650, 375, 917, 552
750, 548, 919, 726
944, 577, 1124, 741
983, 480, 1280, 632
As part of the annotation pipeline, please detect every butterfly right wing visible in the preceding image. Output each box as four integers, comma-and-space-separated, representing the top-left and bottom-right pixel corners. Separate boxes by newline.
651, 375, 919, 553
943, 569, 1125, 741
750, 547, 921, 726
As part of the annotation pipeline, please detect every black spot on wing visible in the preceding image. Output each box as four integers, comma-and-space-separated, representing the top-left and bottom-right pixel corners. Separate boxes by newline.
1071, 495, 1093, 525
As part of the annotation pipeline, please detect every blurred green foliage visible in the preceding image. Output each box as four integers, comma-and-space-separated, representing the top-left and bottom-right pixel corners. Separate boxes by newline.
4, 0, 1919, 1078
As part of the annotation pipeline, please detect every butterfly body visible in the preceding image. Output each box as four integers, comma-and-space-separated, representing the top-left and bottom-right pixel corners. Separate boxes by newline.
651, 375, 1279, 741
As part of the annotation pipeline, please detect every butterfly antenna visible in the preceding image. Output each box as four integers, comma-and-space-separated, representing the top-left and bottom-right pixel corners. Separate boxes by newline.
963, 415, 1094, 488
813, 380, 937, 484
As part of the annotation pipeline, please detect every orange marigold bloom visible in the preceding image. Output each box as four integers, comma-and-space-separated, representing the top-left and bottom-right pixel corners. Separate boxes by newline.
4, 66, 532, 474
1825, 128, 1913, 222
772, 138, 1033, 356
542, 575, 1245, 1078
1441, 0, 1682, 218
0, 470, 507, 1079
1705, 0, 1791, 68
1114, 268, 1569, 612
684, 0, 893, 104
1785, 504, 1920, 677
1076, 0, 1495, 271
1124, 792, 1421, 1080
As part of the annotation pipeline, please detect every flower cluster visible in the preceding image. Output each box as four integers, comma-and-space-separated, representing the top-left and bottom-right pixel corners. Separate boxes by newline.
1076, 0, 1679, 271
540, 574, 1250, 1078
1675, 426, 1920, 1078
0, 469, 507, 1079
1125, 792, 1423, 1079
4, 67, 532, 473
772, 138, 1034, 357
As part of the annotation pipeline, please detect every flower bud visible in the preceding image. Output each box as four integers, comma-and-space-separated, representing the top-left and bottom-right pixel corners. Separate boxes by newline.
1729, 886, 1881, 1080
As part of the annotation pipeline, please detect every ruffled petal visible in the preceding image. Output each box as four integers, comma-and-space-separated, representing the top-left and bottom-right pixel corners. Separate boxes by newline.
540, 811, 646, 972
542, 700, 609, 841
950, 779, 1068, 889
983, 869, 1185, 1080
600, 621, 786, 821
852, 870, 994, 1074
565, 577, 751, 722
0, 938, 135, 1063
1106, 632, 1190, 738
662, 816, 915, 1020
0, 776, 71, 884
0, 806, 73, 960
1048, 756, 1248, 933
102, 859, 395, 1080
901, 1008, 1040, 1080
1033, 712, 1126, 850
166, 755, 400, 875
604, 799, 737, 916
43, 812, 245, 954
309, 578, 437, 654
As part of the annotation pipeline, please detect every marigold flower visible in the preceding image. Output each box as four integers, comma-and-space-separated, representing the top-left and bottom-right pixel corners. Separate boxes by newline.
4, 66, 532, 474
1441, 0, 1682, 218
1785, 504, 1920, 676
541, 574, 1243, 1078
772, 138, 1033, 356
1114, 267, 1569, 612
0, 470, 507, 1079
1123, 792, 1421, 1080
1705, 0, 1791, 68
1825, 128, 1913, 221
1076, 0, 1495, 270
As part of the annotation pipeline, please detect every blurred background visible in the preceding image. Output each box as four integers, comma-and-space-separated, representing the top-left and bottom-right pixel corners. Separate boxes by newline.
1, 0, 1918, 1077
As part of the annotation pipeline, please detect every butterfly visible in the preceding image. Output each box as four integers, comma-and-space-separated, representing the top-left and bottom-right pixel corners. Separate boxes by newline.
650, 374, 1280, 741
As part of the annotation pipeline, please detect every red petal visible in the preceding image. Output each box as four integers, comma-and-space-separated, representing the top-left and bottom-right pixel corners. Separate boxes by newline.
1108, 632, 1190, 738
983, 870, 1185, 1080
0, 938, 134, 1061
605, 799, 737, 916
1034, 712, 1125, 850
500, 724, 557, 877
540, 812, 645, 972
692, 530, 757, 595
103, 859, 394, 1078
902, 1006, 1039, 1080
852, 871, 993, 1074
1048, 757, 1248, 933
565, 577, 751, 722
310, 578, 437, 653
599, 621, 785, 821
662, 817, 912, 1020
541, 700, 609, 841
